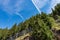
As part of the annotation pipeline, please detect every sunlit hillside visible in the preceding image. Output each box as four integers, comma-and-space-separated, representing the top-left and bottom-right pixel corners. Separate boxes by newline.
0, 3, 60, 40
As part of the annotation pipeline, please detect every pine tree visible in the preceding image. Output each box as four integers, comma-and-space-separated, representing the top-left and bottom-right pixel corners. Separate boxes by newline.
52, 3, 60, 20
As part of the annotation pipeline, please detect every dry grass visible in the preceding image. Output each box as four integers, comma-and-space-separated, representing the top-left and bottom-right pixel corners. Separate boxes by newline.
15, 33, 30, 40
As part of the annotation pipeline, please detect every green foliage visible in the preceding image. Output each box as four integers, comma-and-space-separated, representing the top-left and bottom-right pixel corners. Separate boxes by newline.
10, 24, 18, 34
30, 13, 54, 40
40, 12, 55, 29
0, 13, 55, 40
0, 28, 9, 40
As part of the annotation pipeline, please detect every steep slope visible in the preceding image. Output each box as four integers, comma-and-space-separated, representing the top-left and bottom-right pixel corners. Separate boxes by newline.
0, 3, 60, 40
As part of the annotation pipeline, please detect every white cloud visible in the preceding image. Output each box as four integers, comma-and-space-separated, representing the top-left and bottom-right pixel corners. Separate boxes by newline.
32, 0, 48, 8
0, 0, 24, 19
32, 0, 60, 13
0, 0, 60, 16
32, 0, 41, 13
32, 0, 49, 13
50, 0, 60, 9
46, 0, 60, 13
3, 0, 10, 6
16, 12, 24, 20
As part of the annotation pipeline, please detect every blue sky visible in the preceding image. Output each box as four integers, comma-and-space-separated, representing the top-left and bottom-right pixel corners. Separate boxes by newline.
0, 0, 60, 29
